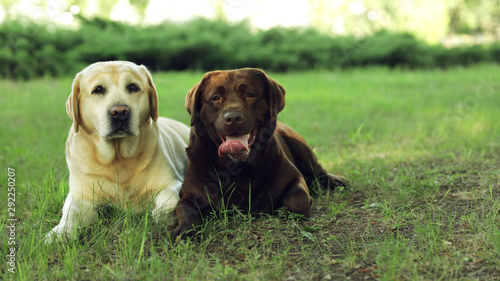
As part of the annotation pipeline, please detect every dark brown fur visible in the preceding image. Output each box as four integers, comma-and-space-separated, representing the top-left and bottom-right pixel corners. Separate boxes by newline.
173, 68, 346, 239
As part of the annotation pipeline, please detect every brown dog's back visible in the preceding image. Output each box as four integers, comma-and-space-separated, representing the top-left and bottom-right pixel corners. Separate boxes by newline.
275, 122, 344, 193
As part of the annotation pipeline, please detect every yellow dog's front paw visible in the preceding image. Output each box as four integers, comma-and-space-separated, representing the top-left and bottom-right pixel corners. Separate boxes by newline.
44, 224, 76, 244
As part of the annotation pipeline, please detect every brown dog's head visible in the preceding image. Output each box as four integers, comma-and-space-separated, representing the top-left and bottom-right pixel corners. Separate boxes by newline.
185, 68, 286, 162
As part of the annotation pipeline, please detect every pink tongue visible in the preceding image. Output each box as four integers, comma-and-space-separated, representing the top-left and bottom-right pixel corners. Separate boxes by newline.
218, 134, 250, 157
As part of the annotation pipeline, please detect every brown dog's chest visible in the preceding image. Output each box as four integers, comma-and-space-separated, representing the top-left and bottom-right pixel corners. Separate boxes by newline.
208, 175, 276, 214
185, 131, 304, 214
201, 159, 294, 214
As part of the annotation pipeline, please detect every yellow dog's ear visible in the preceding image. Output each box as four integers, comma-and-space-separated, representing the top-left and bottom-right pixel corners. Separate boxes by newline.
140, 65, 159, 122
66, 73, 81, 133
185, 71, 221, 126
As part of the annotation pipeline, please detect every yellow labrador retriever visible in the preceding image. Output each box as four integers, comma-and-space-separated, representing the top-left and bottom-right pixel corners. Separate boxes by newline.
45, 61, 189, 242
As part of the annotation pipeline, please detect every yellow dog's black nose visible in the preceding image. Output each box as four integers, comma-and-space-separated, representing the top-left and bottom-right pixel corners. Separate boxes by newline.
109, 105, 130, 121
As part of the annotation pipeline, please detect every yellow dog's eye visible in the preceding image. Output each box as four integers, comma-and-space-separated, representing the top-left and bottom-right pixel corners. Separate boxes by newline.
212, 96, 221, 102
127, 83, 141, 93
92, 85, 105, 95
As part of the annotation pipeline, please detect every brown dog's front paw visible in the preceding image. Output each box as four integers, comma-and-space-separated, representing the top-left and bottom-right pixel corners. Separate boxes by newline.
323, 173, 348, 189
282, 184, 313, 217
172, 224, 197, 241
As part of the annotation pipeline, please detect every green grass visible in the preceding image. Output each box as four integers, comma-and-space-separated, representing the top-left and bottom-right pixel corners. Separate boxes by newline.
1, 64, 499, 280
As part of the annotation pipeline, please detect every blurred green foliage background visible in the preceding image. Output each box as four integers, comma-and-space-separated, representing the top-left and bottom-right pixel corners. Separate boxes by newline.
1, 0, 499, 79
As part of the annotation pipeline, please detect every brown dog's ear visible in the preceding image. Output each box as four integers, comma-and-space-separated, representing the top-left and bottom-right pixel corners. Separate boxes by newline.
185, 82, 200, 116
66, 73, 81, 133
140, 65, 159, 122
185, 82, 202, 126
242, 68, 286, 119
185, 71, 221, 126
266, 74, 286, 119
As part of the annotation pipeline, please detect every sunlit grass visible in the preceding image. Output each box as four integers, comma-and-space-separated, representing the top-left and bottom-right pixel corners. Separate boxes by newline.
1, 64, 499, 280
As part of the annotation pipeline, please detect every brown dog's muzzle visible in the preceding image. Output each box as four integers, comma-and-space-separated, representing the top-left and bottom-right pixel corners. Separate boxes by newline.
215, 109, 258, 161
224, 111, 244, 127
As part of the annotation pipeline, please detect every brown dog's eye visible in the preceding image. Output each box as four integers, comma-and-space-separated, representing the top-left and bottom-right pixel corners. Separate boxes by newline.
127, 83, 141, 93
92, 85, 105, 95
246, 93, 256, 99
212, 95, 221, 102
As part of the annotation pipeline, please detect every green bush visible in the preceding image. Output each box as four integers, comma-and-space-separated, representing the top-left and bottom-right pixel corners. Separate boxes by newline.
348, 32, 431, 68
0, 17, 498, 79
490, 43, 500, 62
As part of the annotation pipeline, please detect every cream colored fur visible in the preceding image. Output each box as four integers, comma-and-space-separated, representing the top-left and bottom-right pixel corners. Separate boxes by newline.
45, 61, 189, 243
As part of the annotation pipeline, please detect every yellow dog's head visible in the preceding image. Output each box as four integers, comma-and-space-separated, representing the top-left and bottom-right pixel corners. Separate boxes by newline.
66, 61, 159, 139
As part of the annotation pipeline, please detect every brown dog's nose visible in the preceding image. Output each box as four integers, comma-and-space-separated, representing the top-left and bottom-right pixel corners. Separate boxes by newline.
224, 111, 244, 126
109, 105, 130, 121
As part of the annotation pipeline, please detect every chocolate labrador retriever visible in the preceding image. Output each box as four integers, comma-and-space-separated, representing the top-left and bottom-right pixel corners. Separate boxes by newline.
173, 68, 346, 239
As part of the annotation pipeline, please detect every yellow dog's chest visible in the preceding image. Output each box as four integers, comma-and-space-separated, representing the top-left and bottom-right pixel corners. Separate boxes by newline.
71, 157, 165, 208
